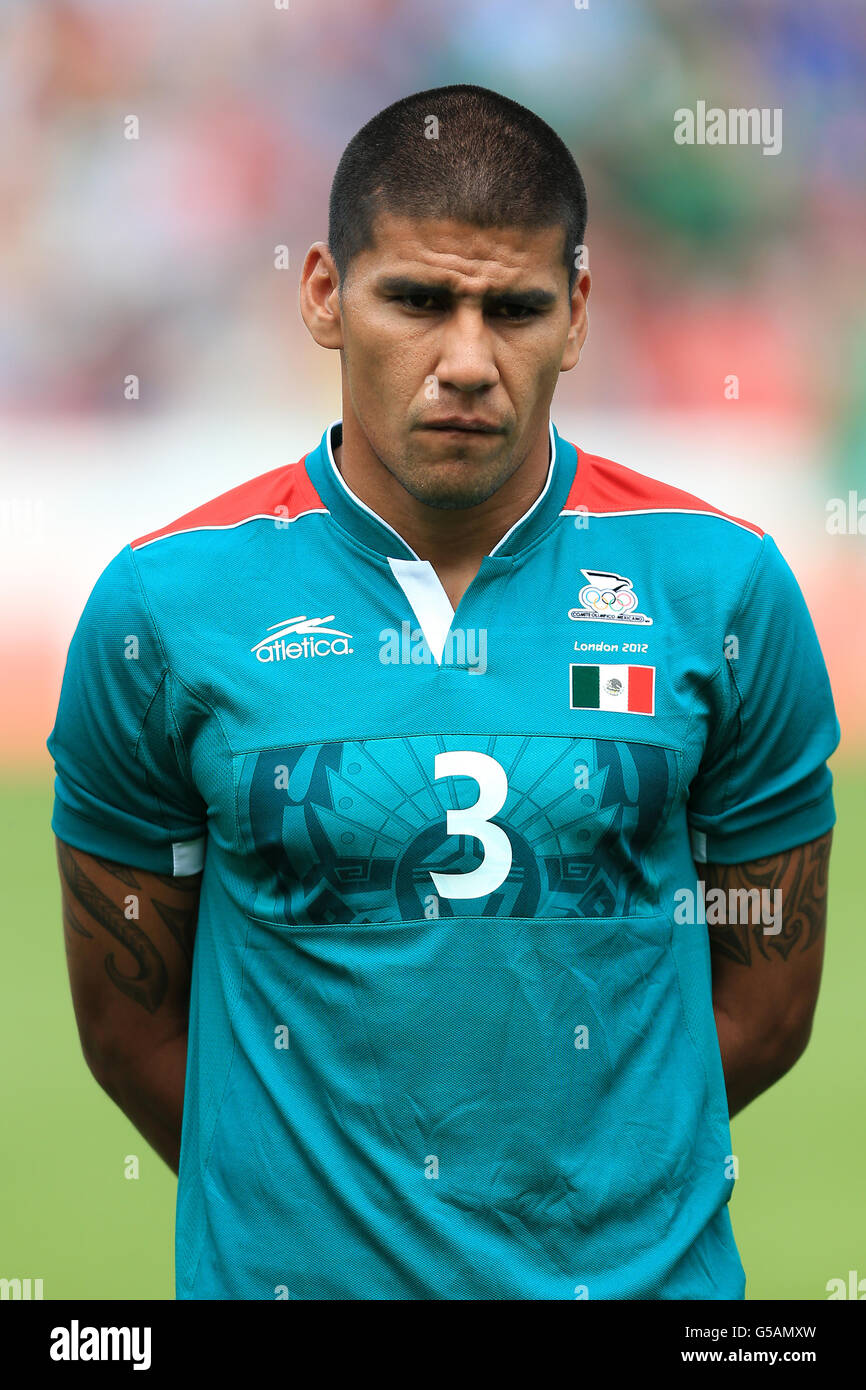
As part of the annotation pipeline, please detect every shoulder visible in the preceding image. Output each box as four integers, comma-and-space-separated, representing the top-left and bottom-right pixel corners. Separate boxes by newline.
129, 452, 326, 554
561, 445, 765, 541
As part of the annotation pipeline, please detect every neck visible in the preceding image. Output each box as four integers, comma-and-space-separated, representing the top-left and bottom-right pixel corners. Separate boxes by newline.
331, 419, 551, 572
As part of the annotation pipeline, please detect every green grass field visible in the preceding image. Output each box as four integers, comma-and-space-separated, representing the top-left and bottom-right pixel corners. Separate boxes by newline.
1, 764, 863, 1300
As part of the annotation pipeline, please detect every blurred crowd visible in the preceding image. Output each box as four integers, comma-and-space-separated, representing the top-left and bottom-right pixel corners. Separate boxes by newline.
1, 0, 864, 485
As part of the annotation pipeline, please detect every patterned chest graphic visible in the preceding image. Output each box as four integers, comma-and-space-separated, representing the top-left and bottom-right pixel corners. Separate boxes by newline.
236, 734, 677, 925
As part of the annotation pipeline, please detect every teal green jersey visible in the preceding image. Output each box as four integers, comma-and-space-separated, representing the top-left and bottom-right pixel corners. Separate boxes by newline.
47, 420, 839, 1299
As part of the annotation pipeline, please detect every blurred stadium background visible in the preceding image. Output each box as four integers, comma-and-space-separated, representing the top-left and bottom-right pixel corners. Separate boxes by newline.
1, 0, 863, 1299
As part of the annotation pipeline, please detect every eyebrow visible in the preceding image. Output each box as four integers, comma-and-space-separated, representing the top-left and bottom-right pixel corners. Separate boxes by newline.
377, 276, 558, 309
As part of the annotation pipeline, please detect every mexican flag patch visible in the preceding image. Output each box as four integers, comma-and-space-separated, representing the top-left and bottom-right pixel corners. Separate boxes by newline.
570, 663, 655, 715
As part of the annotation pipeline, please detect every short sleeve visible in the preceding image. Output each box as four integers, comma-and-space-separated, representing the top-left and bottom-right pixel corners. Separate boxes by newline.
687, 533, 840, 864
47, 545, 207, 875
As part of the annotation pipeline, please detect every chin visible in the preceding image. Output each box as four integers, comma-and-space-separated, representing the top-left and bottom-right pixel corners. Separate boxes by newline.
409, 479, 499, 511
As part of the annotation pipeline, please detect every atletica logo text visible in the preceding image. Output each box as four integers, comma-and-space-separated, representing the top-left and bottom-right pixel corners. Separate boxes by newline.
252, 615, 353, 662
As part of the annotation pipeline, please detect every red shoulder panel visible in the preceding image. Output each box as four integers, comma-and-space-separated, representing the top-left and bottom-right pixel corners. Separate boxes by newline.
130, 454, 327, 551
561, 446, 764, 538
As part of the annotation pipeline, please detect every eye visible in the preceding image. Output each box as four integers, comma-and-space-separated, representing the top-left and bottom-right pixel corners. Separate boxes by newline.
393, 295, 538, 319
496, 302, 537, 321
398, 294, 441, 311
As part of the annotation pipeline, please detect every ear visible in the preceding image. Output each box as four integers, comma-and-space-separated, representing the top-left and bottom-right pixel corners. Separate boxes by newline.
299, 242, 344, 350
560, 268, 590, 373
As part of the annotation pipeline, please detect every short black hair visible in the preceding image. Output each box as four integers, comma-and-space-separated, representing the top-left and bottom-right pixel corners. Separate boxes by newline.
328, 84, 587, 299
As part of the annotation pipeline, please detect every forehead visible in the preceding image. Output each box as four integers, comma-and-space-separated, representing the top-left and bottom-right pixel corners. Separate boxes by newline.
358, 211, 567, 288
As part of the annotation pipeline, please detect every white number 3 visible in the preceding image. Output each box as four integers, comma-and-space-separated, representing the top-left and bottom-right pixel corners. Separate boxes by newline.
430, 751, 513, 899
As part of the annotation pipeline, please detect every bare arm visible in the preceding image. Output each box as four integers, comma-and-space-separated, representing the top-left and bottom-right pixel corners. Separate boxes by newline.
56, 837, 202, 1174
704, 829, 832, 1119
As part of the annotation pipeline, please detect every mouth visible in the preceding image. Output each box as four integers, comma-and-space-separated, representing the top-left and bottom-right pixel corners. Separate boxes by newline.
419, 423, 501, 436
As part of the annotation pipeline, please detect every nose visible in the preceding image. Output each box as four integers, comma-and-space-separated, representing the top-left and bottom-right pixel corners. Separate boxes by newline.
434, 305, 500, 393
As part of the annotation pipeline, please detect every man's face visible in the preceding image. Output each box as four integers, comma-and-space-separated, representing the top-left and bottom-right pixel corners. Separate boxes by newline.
324, 211, 588, 510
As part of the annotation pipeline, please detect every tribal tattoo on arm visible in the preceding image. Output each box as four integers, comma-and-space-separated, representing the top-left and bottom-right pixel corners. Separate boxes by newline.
703, 829, 832, 966
57, 841, 201, 1014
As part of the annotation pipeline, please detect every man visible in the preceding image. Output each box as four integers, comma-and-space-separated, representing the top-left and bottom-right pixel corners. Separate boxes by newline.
48, 84, 838, 1300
